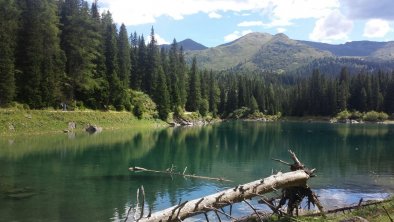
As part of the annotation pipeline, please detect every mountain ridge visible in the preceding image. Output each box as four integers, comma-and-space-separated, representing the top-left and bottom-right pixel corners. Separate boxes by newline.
181, 32, 394, 74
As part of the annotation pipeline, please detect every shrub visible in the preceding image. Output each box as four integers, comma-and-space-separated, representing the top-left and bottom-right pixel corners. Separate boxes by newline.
229, 107, 251, 119
363, 111, 389, 122
336, 110, 351, 120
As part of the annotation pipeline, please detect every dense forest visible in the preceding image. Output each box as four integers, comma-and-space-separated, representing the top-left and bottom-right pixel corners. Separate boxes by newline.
1, 0, 394, 120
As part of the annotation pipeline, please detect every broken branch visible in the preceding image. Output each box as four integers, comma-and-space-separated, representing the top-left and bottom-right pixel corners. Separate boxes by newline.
129, 166, 232, 182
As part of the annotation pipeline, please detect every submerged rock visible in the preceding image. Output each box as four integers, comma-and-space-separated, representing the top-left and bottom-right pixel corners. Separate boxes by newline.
85, 124, 102, 134
5, 187, 36, 200
7, 192, 36, 200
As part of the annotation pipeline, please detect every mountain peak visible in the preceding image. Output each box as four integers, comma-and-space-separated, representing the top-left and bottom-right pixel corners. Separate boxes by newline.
274, 33, 289, 39
160, 38, 207, 51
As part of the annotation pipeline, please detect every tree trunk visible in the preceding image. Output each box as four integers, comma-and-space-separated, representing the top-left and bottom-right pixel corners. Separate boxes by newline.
136, 170, 310, 222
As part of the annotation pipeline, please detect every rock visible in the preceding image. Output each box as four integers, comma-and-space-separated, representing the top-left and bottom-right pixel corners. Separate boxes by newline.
330, 118, 337, 123
351, 120, 359, 124
8, 123, 15, 131
85, 124, 102, 134
340, 216, 369, 222
68, 121, 76, 130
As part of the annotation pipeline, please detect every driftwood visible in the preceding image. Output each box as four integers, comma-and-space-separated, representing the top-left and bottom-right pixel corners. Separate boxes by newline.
269, 150, 323, 217
128, 166, 232, 182
126, 150, 322, 222
133, 170, 310, 222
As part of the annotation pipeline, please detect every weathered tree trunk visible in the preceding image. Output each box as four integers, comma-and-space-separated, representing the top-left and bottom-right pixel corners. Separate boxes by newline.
136, 170, 310, 222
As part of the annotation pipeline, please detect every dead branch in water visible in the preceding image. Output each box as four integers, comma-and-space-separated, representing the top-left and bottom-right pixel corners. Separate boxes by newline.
126, 150, 322, 222
128, 166, 232, 182
127, 170, 310, 222
269, 150, 323, 217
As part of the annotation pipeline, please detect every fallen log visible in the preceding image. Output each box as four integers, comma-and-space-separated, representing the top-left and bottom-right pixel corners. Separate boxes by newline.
135, 170, 310, 222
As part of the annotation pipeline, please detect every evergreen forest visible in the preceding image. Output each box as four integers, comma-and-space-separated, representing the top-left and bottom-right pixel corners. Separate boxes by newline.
1, 0, 394, 120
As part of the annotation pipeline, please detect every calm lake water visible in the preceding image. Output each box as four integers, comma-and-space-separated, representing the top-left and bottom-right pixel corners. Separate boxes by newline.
0, 121, 393, 221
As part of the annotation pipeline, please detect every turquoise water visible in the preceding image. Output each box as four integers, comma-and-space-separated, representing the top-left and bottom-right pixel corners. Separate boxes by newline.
0, 121, 393, 221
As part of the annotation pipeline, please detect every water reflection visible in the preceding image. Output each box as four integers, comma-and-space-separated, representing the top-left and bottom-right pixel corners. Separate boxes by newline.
0, 121, 393, 221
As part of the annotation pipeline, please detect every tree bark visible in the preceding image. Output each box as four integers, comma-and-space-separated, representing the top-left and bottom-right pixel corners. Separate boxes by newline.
136, 170, 310, 222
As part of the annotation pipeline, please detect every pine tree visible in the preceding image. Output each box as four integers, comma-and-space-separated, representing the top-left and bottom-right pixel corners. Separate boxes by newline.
168, 39, 181, 109
225, 84, 238, 114
60, 0, 104, 106
144, 27, 158, 95
337, 67, 350, 111
117, 23, 131, 87
250, 96, 259, 113
16, 0, 65, 108
208, 71, 219, 116
178, 46, 188, 108
155, 66, 170, 120
186, 57, 201, 111
0, 0, 19, 106
135, 35, 147, 91
129, 32, 138, 89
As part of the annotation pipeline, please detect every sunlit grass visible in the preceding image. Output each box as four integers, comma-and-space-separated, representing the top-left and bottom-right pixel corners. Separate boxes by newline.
0, 108, 167, 136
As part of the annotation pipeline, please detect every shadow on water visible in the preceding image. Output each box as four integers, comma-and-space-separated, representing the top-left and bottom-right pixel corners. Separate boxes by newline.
0, 121, 393, 221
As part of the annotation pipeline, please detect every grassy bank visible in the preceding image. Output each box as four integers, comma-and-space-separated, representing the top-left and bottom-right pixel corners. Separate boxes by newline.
0, 108, 167, 136
264, 198, 394, 222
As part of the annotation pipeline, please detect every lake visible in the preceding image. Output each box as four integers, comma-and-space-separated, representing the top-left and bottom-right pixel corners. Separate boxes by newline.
0, 121, 393, 221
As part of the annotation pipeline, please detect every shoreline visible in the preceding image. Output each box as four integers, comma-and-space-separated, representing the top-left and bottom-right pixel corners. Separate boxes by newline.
2, 109, 393, 136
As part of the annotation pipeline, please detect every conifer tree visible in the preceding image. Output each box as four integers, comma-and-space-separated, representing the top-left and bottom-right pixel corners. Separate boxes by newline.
155, 66, 170, 120
0, 0, 19, 106
177, 46, 188, 108
186, 57, 201, 111
117, 23, 131, 87
60, 0, 104, 106
168, 39, 181, 109
16, 0, 64, 108
144, 27, 158, 95
338, 67, 350, 111
208, 71, 219, 116
129, 32, 138, 89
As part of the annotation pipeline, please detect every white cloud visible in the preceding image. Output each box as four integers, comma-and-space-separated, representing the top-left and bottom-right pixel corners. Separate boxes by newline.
309, 10, 353, 42
363, 19, 392, 38
155, 34, 170, 45
95, 0, 340, 26
276, 27, 286, 33
208, 12, 222, 19
224, 30, 253, 42
238, 21, 264, 27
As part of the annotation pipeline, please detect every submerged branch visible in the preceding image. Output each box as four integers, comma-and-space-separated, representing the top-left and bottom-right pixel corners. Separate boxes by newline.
128, 166, 232, 182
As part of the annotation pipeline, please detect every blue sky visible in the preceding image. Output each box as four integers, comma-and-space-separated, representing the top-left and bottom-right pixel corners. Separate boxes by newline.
94, 0, 394, 47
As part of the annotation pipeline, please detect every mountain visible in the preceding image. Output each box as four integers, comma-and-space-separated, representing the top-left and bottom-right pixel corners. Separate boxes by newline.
184, 32, 394, 74
161, 38, 207, 51
186, 33, 331, 72
300, 40, 391, 57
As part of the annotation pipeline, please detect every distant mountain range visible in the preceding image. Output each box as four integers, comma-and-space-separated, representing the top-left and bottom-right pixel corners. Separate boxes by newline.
160, 38, 207, 51
168, 32, 394, 75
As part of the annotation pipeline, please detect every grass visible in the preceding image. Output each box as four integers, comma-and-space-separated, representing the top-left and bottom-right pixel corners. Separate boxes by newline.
263, 198, 394, 222
0, 108, 167, 136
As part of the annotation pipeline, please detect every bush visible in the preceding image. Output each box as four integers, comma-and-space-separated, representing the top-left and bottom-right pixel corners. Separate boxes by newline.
350, 111, 363, 120
229, 107, 251, 119
363, 111, 389, 122
130, 90, 157, 119
336, 110, 351, 120
133, 102, 144, 119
